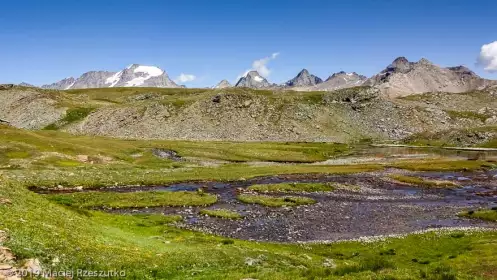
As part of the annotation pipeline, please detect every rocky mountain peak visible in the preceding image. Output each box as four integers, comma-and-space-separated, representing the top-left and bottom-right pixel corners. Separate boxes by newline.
327, 71, 366, 81
285, 69, 323, 87
417, 58, 433, 65
387, 57, 412, 73
214, 80, 232, 89
41, 77, 76, 90
126, 63, 141, 69
448, 65, 477, 76
364, 56, 495, 97
298, 69, 310, 75
18, 82, 36, 87
304, 71, 367, 91
235, 71, 271, 88
246, 71, 261, 78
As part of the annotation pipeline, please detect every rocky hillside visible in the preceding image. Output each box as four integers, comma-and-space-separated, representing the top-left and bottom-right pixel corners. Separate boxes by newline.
0, 86, 65, 129
364, 57, 496, 97
42, 64, 179, 90
404, 126, 497, 147
1, 85, 496, 142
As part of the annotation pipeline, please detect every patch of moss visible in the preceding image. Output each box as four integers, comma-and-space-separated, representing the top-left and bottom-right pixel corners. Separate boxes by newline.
445, 110, 490, 122
131, 213, 183, 226
47, 191, 218, 209
389, 160, 495, 172
44, 107, 95, 130
33, 156, 82, 168
248, 182, 334, 193
5, 151, 31, 159
388, 174, 458, 188
199, 209, 242, 219
458, 209, 497, 222
237, 194, 316, 207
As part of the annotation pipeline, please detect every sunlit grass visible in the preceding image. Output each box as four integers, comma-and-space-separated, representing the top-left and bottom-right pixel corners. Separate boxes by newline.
47, 191, 218, 208
248, 182, 335, 193
199, 209, 242, 219
459, 208, 497, 222
237, 194, 316, 207
388, 174, 458, 188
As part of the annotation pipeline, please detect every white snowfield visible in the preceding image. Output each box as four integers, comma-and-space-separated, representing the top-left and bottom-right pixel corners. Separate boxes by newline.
133, 65, 164, 76
104, 65, 166, 87
126, 66, 164, 86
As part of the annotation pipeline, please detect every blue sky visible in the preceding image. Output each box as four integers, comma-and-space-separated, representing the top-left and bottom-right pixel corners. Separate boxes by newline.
1, 0, 496, 87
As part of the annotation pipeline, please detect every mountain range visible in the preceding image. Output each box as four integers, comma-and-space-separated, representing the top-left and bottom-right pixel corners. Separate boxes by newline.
23, 57, 496, 96
41, 64, 179, 90
363, 57, 494, 97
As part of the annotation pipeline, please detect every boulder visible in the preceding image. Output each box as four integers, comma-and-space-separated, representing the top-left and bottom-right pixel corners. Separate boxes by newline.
0, 85, 14, 91
152, 149, 182, 161
0, 247, 15, 263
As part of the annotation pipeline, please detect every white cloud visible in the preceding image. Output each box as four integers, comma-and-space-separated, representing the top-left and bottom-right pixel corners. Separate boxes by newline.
477, 41, 497, 72
238, 52, 280, 80
174, 73, 196, 83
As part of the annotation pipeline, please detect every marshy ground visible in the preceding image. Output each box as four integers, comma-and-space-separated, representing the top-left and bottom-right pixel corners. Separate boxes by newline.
2, 124, 497, 279
41, 168, 497, 243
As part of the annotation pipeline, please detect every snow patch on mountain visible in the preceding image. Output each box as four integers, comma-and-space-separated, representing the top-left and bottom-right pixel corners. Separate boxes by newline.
106, 71, 123, 87
134, 66, 164, 76
43, 64, 179, 89
253, 76, 264, 82
65, 80, 76, 90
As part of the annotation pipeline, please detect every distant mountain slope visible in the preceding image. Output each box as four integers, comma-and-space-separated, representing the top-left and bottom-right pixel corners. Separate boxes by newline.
213, 80, 232, 89
42, 77, 76, 90
235, 71, 271, 88
42, 64, 179, 90
18, 82, 37, 87
291, 71, 366, 91
284, 69, 323, 87
364, 57, 496, 97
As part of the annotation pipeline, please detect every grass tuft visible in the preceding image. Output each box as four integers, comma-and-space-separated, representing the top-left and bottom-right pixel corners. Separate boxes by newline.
458, 209, 497, 222
389, 160, 495, 172
445, 110, 490, 122
47, 191, 218, 209
248, 182, 335, 193
199, 209, 242, 219
388, 174, 458, 188
237, 194, 316, 207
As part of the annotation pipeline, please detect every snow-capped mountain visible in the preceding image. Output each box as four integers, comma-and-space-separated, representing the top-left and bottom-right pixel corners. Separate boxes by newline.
235, 71, 271, 88
284, 69, 323, 87
318, 71, 367, 90
42, 64, 179, 90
